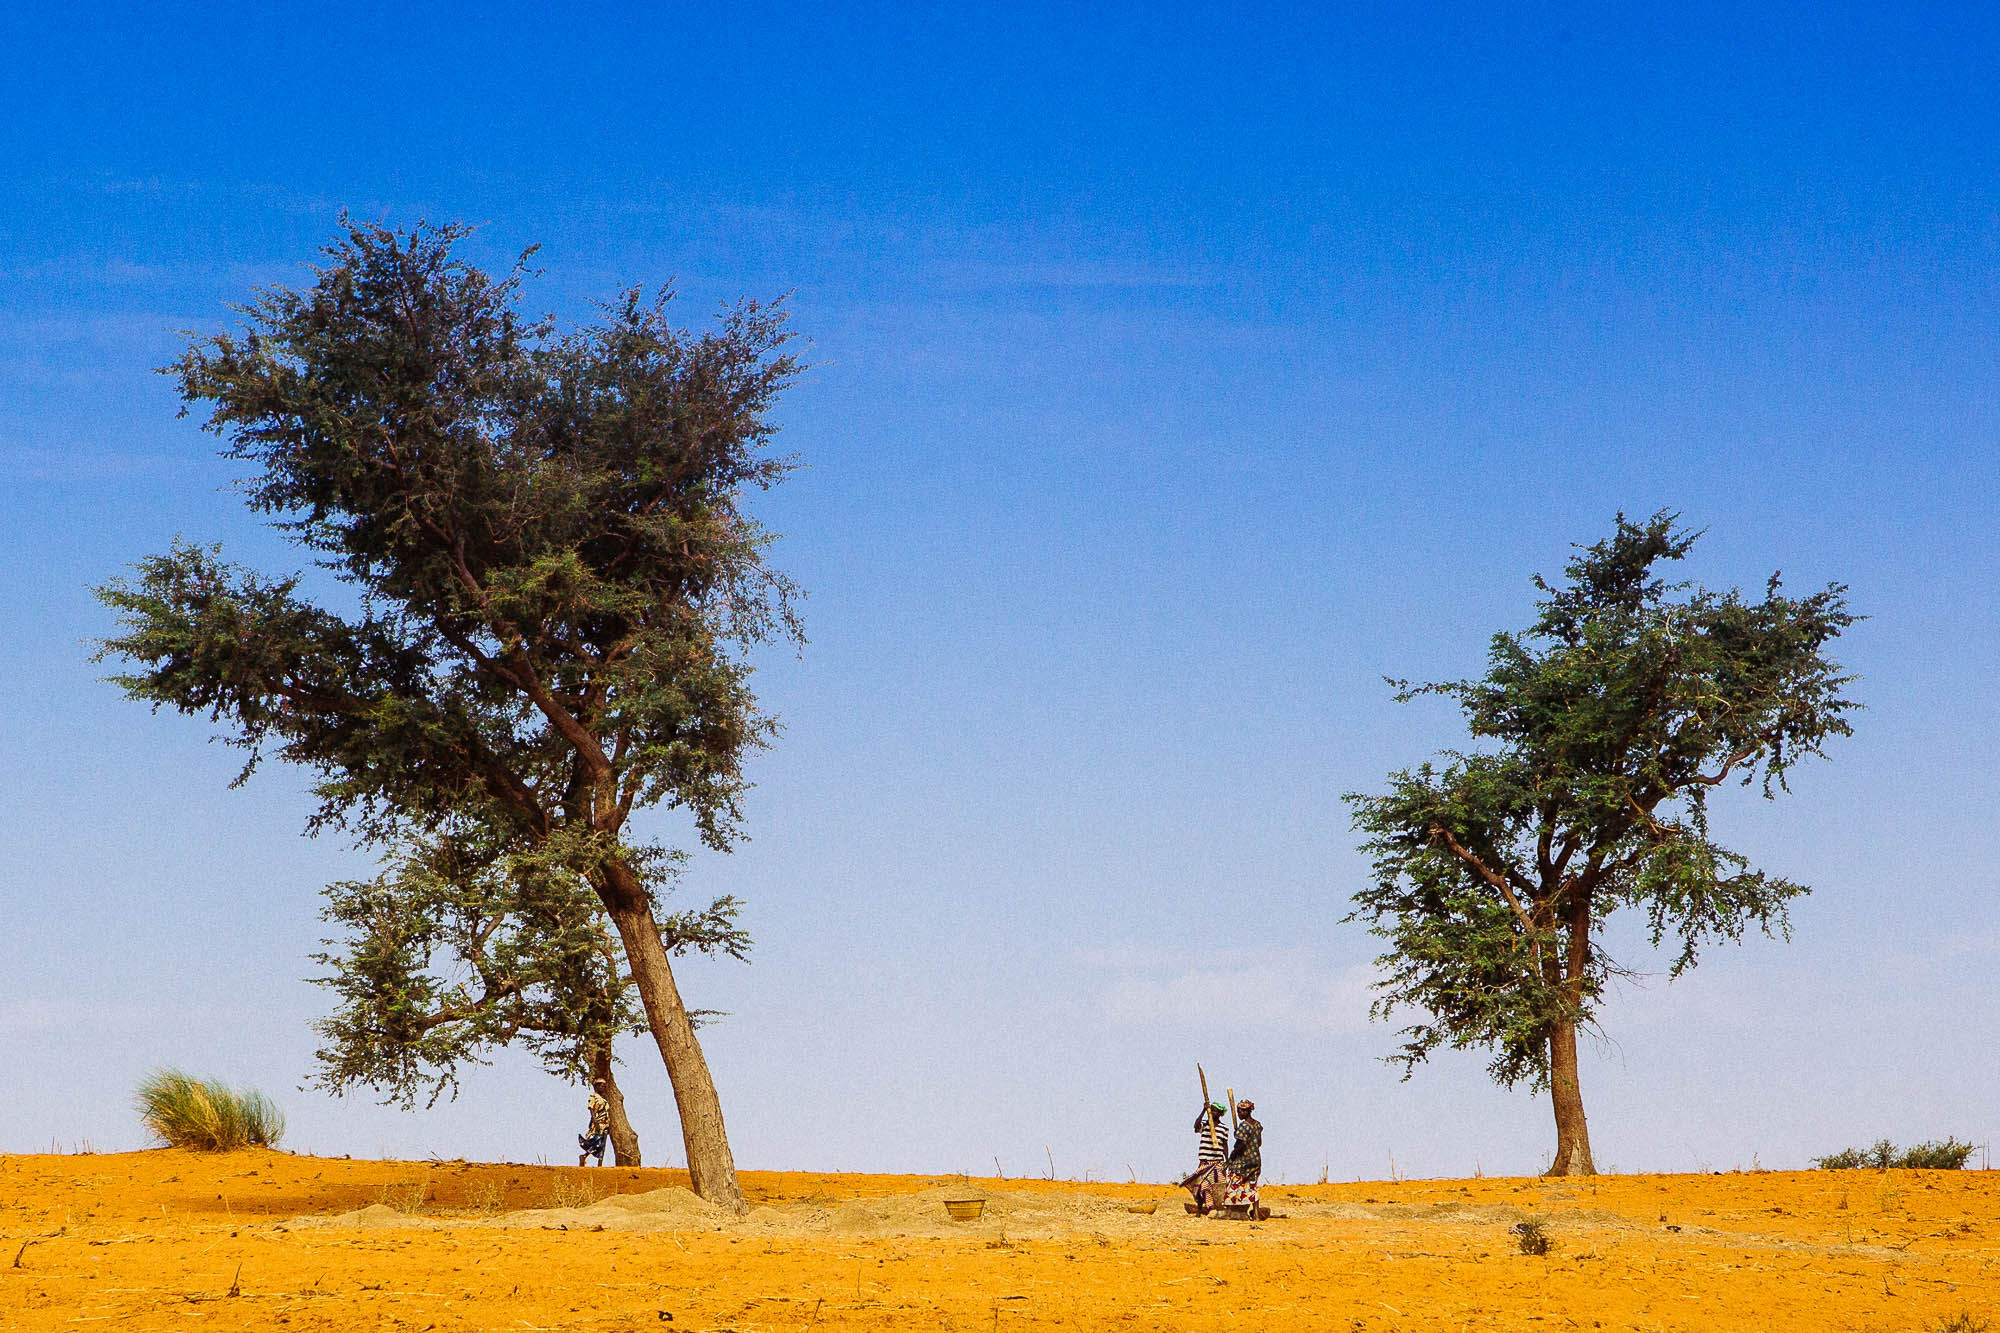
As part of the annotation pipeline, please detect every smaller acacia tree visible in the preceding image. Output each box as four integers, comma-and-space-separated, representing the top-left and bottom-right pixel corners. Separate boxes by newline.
312, 825, 748, 1167
1347, 512, 1857, 1175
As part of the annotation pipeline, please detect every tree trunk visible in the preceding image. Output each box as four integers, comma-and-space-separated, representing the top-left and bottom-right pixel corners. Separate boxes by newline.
1544, 888, 1597, 1176
1544, 1019, 1597, 1176
599, 859, 745, 1212
589, 1043, 642, 1167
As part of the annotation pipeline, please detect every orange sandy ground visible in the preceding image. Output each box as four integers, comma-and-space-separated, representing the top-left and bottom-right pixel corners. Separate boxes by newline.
3, 1149, 1996, 1331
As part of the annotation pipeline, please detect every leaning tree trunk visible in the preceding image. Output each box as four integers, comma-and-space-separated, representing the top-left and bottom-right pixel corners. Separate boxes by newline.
599, 859, 745, 1212
1544, 1020, 1597, 1176
589, 1044, 642, 1167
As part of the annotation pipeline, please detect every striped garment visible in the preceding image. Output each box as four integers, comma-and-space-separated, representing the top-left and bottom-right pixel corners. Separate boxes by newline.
1194, 1108, 1228, 1164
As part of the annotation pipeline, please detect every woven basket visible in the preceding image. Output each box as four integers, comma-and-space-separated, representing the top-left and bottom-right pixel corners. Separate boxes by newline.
943, 1198, 986, 1221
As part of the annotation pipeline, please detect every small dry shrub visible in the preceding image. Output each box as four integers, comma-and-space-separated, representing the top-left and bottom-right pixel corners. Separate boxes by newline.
467, 1180, 509, 1215
1511, 1220, 1552, 1256
1934, 1312, 1990, 1333
543, 1174, 601, 1210
376, 1178, 432, 1213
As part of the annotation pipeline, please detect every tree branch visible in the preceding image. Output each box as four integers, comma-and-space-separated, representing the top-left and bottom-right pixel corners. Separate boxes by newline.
1689, 742, 1762, 788
409, 977, 524, 1034
418, 507, 618, 786
1431, 825, 1538, 933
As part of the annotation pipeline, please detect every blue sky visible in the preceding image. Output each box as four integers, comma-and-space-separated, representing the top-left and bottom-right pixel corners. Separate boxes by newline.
2, 2, 1995, 1180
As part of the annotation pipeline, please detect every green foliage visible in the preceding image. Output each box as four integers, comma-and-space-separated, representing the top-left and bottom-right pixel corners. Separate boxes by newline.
135, 1069, 285, 1150
1812, 1142, 1891, 1170
1899, 1139, 1979, 1170
1346, 512, 1857, 1090
1814, 1138, 1977, 1170
311, 821, 749, 1107
95, 218, 801, 857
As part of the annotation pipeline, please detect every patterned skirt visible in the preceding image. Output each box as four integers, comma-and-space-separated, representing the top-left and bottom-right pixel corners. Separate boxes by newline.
1180, 1161, 1227, 1209
1220, 1168, 1260, 1209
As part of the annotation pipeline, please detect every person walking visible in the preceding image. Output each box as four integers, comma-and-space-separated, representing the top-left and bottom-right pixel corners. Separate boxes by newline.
577, 1079, 612, 1166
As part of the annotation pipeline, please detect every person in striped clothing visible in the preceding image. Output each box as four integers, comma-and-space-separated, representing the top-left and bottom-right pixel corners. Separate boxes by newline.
1180, 1101, 1230, 1213
1196, 1101, 1228, 1166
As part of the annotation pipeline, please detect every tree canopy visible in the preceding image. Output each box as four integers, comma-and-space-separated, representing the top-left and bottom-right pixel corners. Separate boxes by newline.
97, 218, 800, 1208
1346, 512, 1857, 1174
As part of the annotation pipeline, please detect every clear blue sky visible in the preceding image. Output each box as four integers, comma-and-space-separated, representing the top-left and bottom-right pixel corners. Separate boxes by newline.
2, 2, 1995, 1180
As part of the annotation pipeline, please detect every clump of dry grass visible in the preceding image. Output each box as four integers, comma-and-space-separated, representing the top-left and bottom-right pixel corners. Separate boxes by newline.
466, 1180, 509, 1216
135, 1069, 284, 1151
543, 1174, 601, 1210
376, 1178, 432, 1213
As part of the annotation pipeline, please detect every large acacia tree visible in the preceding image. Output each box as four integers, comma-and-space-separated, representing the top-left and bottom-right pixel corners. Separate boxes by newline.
96, 220, 800, 1209
1347, 513, 1856, 1175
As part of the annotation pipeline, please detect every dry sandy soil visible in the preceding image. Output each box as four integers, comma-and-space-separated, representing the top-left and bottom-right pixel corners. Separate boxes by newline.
3, 1149, 1994, 1330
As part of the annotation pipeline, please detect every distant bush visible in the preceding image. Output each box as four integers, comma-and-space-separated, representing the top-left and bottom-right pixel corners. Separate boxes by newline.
1813, 1140, 1894, 1170
135, 1069, 284, 1151
1900, 1139, 1981, 1170
1813, 1138, 1975, 1171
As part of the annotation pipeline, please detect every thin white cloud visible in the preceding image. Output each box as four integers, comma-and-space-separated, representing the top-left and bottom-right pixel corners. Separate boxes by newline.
1940, 929, 2000, 958
930, 257, 1218, 293
0, 445, 179, 482
0, 256, 297, 289
0, 999, 69, 1036
1078, 945, 1380, 1034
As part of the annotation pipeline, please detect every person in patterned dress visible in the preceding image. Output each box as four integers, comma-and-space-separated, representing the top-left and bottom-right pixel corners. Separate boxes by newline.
577, 1079, 611, 1166
1221, 1100, 1265, 1218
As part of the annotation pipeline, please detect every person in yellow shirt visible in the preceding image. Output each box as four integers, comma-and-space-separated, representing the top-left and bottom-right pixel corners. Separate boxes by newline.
578, 1079, 612, 1166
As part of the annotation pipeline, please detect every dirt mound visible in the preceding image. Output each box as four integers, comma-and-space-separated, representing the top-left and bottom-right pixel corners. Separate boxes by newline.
307, 1201, 420, 1229
297, 1185, 729, 1233
540, 1184, 725, 1231
587, 1184, 717, 1217
297, 1183, 1188, 1240
792, 1185, 1185, 1239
